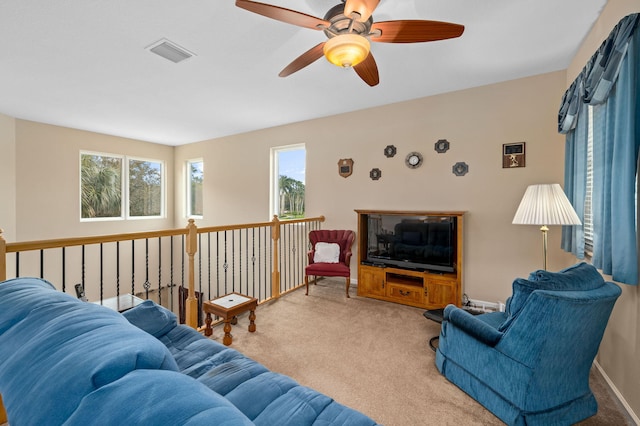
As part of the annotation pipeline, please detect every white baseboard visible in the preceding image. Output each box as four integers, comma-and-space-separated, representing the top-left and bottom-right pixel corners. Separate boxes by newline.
593, 360, 640, 425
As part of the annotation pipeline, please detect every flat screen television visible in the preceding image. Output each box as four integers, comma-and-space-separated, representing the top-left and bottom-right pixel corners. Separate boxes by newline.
363, 213, 457, 273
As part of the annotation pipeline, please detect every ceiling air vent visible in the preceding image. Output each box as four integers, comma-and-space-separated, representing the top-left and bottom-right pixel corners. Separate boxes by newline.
147, 39, 195, 63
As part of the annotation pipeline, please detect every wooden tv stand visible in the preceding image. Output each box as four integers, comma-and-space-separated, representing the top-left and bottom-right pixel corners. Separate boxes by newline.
355, 210, 464, 309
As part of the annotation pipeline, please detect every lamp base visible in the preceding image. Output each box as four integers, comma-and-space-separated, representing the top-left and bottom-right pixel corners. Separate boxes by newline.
540, 225, 549, 270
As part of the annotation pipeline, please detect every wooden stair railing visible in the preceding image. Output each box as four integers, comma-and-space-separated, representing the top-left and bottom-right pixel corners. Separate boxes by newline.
0, 215, 325, 328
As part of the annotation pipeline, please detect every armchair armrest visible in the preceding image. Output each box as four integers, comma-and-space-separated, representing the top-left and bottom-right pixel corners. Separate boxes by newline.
307, 250, 315, 264
443, 305, 503, 347
344, 250, 352, 266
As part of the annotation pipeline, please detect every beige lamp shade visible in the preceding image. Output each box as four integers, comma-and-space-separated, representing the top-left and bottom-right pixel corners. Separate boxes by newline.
512, 183, 581, 270
512, 184, 581, 226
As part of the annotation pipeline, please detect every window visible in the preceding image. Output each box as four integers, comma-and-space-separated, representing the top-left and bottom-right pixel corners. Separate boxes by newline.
81, 153, 123, 219
80, 152, 164, 220
128, 158, 163, 218
187, 159, 204, 218
271, 144, 305, 219
584, 106, 594, 256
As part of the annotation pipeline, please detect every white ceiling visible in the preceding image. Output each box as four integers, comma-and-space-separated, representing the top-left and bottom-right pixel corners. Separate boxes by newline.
0, 0, 606, 146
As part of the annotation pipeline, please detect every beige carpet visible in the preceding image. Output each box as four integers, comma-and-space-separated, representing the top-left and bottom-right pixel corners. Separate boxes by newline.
211, 278, 634, 426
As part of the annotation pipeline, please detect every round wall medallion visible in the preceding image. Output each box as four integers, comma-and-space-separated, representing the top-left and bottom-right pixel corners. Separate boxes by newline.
405, 152, 423, 169
435, 139, 450, 153
452, 162, 469, 176
370, 168, 382, 180
384, 145, 397, 158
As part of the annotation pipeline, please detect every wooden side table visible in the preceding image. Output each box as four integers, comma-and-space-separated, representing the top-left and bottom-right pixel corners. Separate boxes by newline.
203, 292, 257, 346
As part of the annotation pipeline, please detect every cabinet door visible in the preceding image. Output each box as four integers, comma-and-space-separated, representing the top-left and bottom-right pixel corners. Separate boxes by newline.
424, 278, 456, 308
358, 266, 386, 297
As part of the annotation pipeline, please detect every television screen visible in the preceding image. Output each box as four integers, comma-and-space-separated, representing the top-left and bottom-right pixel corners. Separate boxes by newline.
365, 214, 456, 272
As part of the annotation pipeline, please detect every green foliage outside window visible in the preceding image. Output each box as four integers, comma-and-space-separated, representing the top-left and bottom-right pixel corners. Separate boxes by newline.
81, 154, 122, 218
129, 159, 162, 217
81, 154, 163, 219
278, 175, 305, 219
189, 161, 203, 217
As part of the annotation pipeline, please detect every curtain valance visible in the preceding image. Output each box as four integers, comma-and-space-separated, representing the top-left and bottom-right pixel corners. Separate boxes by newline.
558, 13, 639, 134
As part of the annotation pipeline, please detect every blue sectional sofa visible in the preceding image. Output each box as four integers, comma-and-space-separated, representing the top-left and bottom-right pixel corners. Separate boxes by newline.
0, 277, 378, 425
436, 263, 621, 425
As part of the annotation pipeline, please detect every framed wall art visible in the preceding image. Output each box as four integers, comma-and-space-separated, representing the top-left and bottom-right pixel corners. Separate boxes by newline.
338, 158, 354, 178
503, 142, 525, 168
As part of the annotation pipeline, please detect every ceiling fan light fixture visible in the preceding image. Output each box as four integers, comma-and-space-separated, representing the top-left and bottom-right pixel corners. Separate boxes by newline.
343, 0, 379, 22
323, 34, 370, 68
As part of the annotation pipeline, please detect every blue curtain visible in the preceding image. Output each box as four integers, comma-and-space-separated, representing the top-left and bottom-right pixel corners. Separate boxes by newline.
591, 31, 640, 284
559, 14, 639, 133
559, 14, 640, 285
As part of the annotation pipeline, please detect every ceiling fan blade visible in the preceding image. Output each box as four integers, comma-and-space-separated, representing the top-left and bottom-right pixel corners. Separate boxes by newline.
353, 53, 379, 87
371, 20, 464, 43
279, 43, 326, 78
236, 0, 329, 30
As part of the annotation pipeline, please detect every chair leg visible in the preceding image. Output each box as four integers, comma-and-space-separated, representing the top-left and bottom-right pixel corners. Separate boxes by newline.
345, 277, 350, 298
305, 274, 309, 296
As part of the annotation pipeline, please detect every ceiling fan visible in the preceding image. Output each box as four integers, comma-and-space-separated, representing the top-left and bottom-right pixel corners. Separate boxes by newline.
235, 0, 464, 87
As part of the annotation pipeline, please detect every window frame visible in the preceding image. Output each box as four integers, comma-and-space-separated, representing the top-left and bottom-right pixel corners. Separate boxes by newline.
127, 156, 165, 220
186, 158, 204, 219
80, 151, 165, 222
270, 143, 306, 220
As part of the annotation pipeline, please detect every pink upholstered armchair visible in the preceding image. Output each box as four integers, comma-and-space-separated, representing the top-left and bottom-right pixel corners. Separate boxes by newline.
305, 229, 355, 298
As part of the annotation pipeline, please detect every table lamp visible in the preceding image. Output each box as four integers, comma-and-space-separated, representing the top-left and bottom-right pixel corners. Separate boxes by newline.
512, 184, 581, 270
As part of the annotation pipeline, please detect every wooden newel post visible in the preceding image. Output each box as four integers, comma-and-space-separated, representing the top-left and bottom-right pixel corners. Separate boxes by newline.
0, 229, 6, 282
271, 215, 281, 299
185, 219, 198, 329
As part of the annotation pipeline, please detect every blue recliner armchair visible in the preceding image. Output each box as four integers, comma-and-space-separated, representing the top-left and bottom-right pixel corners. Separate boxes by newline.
436, 263, 621, 425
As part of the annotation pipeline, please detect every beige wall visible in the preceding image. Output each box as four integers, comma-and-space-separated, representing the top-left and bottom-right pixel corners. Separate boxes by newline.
175, 71, 576, 304
13, 120, 175, 241
566, 0, 640, 420
0, 113, 16, 242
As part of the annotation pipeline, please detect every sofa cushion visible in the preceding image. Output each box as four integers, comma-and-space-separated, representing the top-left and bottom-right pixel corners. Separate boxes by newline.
123, 299, 177, 338
0, 277, 180, 425
64, 369, 253, 426
500, 263, 605, 332
313, 242, 341, 263
527, 262, 604, 290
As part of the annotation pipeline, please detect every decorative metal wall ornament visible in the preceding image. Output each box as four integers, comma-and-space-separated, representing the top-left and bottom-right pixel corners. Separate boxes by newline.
338, 158, 354, 178
434, 139, 450, 153
370, 168, 382, 180
384, 145, 397, 157
405, 152, 423, 169
452, 162, 469, 176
